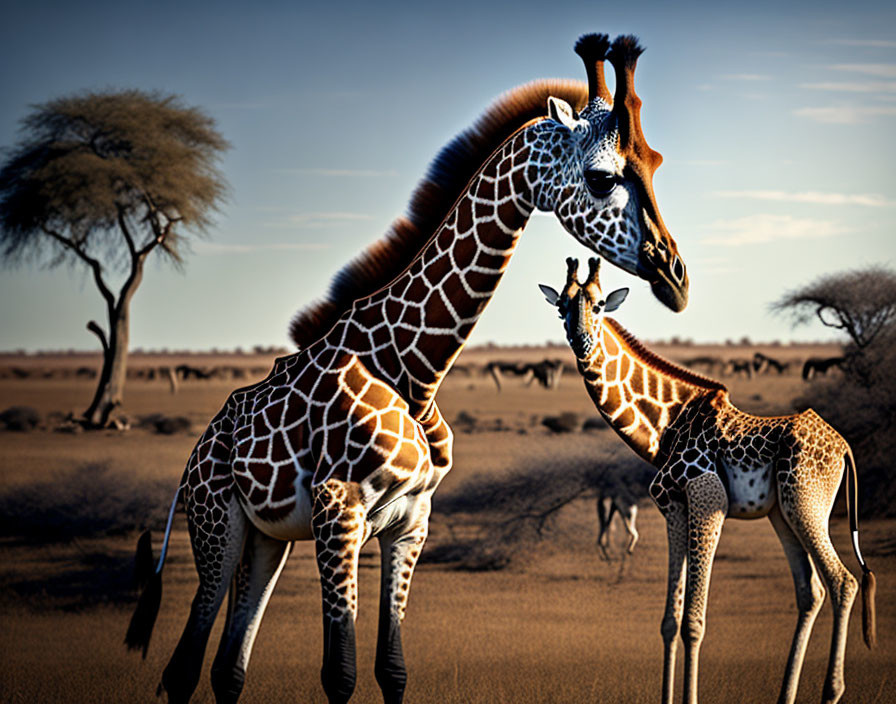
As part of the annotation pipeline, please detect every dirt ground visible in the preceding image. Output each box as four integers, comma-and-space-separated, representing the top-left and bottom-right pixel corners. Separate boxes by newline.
1, 344, 893, 703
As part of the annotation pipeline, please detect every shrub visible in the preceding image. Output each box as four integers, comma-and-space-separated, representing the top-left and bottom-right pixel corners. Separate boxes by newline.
541, 412, 580, 433
0, 405, 41, 431
429, 446, 653, 569
138, 413, 192, 435
795, 364, 896, 517
0, 462, 172, 543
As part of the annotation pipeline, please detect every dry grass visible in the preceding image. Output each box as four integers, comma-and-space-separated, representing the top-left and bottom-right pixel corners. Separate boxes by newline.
1, 345, 894, 703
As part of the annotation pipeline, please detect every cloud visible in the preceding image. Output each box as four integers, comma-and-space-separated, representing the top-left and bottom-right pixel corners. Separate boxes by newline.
209, 101, 271, 110
702, 214, 847, 246
194, 242, 329, 254
275, 168, 398, 178
827, 39, 896, 49
793, 105, 896, 123
720, 73, 771, 81
264, 212, 376, 229
688, 256, 737, 275
714, 190, 893, 207
681, 159, 728, 167
828, 63, 896, 78
801, 81, 896, 93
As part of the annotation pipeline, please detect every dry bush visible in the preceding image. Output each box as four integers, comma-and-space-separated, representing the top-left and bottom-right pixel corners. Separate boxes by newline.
0, 462, 175, 609
0, 405, 41, 431
541, 412, 580, 433
137, 412, 192, 435
0, 462, 172, 543
429, 447, 653, 569
582, 415, 607, 431
794, 344, 896, 517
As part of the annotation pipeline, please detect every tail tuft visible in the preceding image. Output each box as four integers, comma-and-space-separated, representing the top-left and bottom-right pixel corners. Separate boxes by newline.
861, 569, 877, 649
126, 531, 161, 658
134, 530, 154, 589
125, 569, 163, 658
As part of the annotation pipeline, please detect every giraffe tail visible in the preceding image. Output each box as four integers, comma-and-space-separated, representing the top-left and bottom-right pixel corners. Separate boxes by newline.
845, 447, 876, 649
125, 483, 183, 658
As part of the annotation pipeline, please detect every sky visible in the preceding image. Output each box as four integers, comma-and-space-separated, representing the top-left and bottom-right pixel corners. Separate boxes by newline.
1, 0, 894, 352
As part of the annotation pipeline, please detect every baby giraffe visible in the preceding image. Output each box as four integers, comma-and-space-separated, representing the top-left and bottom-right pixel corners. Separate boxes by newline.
539, 258, 876, 704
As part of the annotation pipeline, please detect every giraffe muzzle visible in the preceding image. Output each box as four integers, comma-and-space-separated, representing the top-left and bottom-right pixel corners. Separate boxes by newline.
650, 272, 688, 313
637, 211, 689, 312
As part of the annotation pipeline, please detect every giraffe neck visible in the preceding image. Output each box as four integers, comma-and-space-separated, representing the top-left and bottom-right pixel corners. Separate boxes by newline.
578, 318, 722, 462
329, 130, 536, 416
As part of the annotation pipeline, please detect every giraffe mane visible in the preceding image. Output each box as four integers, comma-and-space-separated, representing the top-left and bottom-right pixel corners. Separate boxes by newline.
605, 318, 728, 393
289, 79, 590, 348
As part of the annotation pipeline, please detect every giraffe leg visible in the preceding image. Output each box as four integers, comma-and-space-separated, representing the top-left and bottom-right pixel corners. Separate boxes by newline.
313, 479, 367, 704
681, 472, 728, 704
779, 490, 857, 704
768, 503, 825, 704
621, 503, 639, 555
658, 500, 687, 704
162, 494, 248, 704
209, 527, 291, 704
375, 498, 430, 704
596, 495, 612, 560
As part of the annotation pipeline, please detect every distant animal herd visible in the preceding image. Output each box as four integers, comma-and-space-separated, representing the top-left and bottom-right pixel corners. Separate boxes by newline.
0, 351, 846, 386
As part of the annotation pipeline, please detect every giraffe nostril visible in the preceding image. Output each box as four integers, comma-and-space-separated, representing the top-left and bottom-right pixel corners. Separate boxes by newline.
672, 256, 684, 283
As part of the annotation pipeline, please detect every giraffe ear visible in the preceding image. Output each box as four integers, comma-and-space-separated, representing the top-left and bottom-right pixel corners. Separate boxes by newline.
604, 287, 629, 312
547, 97, 580, 131
538, 284, 561, 306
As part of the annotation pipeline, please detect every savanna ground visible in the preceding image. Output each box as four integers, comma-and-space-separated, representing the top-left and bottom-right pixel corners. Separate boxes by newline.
1, 342, 893, 703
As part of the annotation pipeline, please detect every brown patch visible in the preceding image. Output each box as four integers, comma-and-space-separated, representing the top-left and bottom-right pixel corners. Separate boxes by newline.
616, 406, 636, 429
603, 332, 619, 357
423, 290, 455, 327
400, 305, 422, 328
476, 178, 495, 201
498, 200, 525, 234
604, 358, 618, 381
272, 465, 298, 502
361, 384, 392, 409
247, 461, 273, 485
233, 472, 252, 497
394, 326, 416, 351
635, 397, 663, 428
372, 324, 392, 347
463, 269, 499, 296
456, 202, 473, 234
271, 432, 291, 462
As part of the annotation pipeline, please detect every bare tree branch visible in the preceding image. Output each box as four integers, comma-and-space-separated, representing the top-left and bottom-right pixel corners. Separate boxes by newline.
40, 224, 115, 309
86, 320, 109, 354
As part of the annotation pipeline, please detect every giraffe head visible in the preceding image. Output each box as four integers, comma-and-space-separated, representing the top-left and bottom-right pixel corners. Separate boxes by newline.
539, 257, 628, 361
527, 34, 688, 312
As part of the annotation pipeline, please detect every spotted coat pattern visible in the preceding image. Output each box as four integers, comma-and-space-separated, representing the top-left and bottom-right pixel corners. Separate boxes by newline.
551, 262, 872, 704
157, 70, 688, 703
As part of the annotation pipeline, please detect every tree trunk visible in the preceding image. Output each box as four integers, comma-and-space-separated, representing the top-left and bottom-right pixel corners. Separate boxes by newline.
83, 259, 144, 428
84, 308, 130, 427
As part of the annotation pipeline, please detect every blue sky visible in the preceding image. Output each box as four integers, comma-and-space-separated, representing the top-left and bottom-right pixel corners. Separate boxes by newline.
1, 0, 894, 351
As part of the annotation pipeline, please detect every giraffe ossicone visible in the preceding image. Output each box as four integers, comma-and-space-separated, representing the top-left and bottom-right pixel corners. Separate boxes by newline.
126, 33, 689, 704
544, 257, 877, 704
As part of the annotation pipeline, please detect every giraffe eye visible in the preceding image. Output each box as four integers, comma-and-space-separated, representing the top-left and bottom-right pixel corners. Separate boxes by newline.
583, 169, 618, 199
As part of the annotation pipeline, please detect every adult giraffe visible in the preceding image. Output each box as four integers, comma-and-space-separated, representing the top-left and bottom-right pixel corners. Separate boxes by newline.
540, 258, 876, 704
126, 34, 688, 704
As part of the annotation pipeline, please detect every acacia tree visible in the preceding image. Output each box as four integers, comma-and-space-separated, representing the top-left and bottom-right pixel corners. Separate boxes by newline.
775, 267, 896, 515
772, 265, 896, 387
771, 266, 896, 349
0, 90, 229, 427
